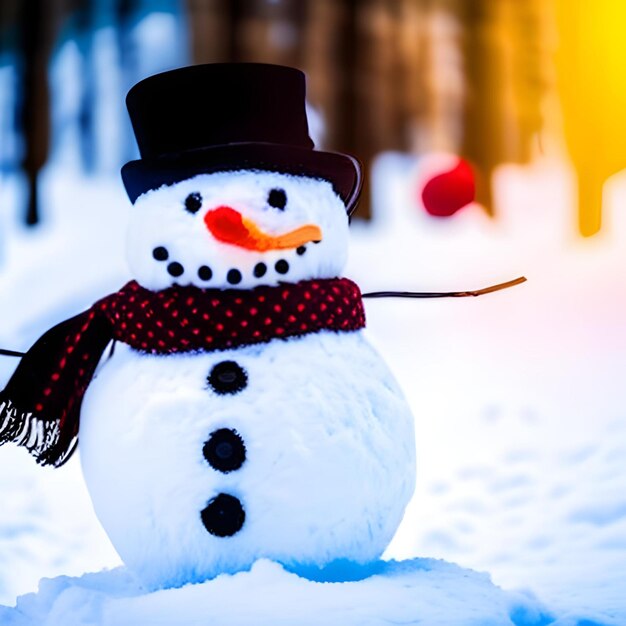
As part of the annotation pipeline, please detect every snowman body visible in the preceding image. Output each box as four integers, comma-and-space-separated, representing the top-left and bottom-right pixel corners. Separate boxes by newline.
81, 331, 415, 588
79, 170, 416, 588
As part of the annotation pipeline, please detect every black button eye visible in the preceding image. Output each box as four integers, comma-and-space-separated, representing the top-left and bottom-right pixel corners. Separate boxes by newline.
167, 262, 184, 277
152, 246, 169, 261
268, 188, 287, 210
203, 428, 246, 473
184, 192, 203, 214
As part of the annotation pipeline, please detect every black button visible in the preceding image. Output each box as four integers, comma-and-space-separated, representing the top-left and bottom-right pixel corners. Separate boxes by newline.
227, 269, 242, 284
203, 428, 246, 473
267, 188, 287, 210
253, 262, 267, 278
198, 265, 212, 281
152, 246, 169, 261
208, 361, 248, 395
167, 261, 184, 277
275, 259, 289, 274
184, 192, 203, 214
201, 493, 245, 537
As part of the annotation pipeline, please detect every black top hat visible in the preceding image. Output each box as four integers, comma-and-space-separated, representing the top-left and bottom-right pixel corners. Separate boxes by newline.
121, 63, 362, 213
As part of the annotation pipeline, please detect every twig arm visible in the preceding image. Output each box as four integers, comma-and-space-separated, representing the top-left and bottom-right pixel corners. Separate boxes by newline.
0, 348, 26, 358
362, 276, 527, 299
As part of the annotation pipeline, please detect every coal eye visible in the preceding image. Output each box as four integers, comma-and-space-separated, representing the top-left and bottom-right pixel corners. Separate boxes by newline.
267, 188, 287, 210
184, 192, 203, 214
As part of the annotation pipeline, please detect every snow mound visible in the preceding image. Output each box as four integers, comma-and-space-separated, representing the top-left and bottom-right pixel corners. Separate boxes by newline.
0, 558, 591, 626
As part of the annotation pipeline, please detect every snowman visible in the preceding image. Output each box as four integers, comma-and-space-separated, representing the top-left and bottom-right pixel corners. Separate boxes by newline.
0, 64, 416, 589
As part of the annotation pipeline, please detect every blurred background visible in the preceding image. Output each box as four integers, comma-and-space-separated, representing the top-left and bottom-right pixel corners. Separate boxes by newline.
2, 0, 626, 233
1, 1, 626, 623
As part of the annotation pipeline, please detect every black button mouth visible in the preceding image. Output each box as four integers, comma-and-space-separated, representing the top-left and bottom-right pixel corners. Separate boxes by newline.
203, 428, 246, 473
167, 261, 184, 277
208, 361, 248, 395
198, 265, 213, 281
227, 268, 242, 285
253, 262, 267, 278
200, 493, 245, 537
275, 259, 289, 275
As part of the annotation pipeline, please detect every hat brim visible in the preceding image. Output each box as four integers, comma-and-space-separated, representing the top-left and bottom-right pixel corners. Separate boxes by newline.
121, 142, 363, 215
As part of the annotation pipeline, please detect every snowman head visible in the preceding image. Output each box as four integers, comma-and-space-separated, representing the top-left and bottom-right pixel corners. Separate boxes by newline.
121, 64, 362, 291
127, 169, 350, 291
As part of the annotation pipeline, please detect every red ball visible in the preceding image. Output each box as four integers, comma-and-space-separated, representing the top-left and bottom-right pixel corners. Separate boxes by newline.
421, 158, 475, 217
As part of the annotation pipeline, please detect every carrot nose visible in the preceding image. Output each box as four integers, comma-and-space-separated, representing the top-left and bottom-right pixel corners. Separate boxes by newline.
204, 206, 323, 252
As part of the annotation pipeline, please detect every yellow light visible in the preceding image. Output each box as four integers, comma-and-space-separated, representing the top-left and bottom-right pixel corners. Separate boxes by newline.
554, 0, 626, 235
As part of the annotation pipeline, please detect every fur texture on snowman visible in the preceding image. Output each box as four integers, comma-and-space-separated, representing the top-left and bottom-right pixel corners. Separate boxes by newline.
0, 64, 416, 590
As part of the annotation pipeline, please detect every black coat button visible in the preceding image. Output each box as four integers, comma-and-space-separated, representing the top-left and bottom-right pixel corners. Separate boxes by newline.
208, 361, 248, 395
203, 428, 246, 473
200, 493, 245, 537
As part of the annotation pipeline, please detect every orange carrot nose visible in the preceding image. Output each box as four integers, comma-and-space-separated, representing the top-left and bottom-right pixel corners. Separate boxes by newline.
204, 206, 323, 252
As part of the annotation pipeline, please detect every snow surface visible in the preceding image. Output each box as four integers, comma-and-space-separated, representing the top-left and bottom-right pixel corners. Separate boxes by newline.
0, 559, 557, 626
1, 152, 626, 624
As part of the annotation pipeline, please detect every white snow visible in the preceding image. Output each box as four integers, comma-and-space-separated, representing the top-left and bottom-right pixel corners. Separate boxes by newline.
0, 156, 626, 624
1, 151, 626, 624
0, 559, 556, 626
3, 18, 626, 619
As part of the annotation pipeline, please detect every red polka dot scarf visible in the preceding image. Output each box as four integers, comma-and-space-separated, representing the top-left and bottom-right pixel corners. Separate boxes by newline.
0, 278, 365, 467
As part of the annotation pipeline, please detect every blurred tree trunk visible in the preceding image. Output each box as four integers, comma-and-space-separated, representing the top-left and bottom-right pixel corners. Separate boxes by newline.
116, 0, 144, 162
396, 0, 428, 153
0, 0, 20, 179
186, 0, 231, 63
459, 0, 500, 213
301, 0, 345, 152
404, 0, 464, 155
460, 0, 546, 213
304, 0, 408, 218
303, 0, 360, 206
71, 0, 98, 173
0, 1, 20, 55
350, 0, 405, 217
3, 0, 83, 223
187, 0, 305, 65
233, 0, 305, 65
17, 0, 56, 225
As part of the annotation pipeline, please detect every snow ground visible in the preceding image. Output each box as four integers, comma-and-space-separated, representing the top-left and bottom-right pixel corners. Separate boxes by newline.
0, 154, 626, 624
0, 559, 556, 626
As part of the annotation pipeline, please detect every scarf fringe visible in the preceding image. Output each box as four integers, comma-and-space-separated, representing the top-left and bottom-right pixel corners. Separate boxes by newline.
0, 395, 76, 467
